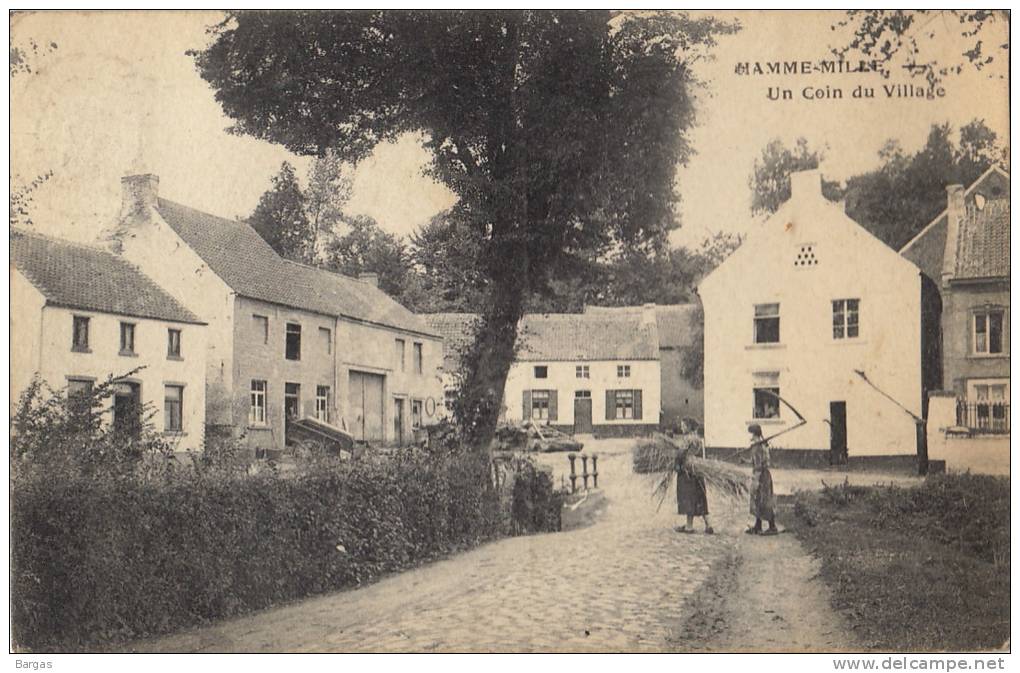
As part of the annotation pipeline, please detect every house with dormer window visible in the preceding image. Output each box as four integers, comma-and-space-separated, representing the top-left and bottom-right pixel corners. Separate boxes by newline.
699, 170, 927, 460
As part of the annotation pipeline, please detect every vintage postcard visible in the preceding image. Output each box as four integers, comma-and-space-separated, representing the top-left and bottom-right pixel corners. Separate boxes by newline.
8, 9, 1010, 660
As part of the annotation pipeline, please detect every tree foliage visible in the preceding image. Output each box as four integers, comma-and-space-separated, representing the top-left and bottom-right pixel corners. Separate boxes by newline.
325, 214, 414, 300
194, 10, 737, 448
833, 10, 1008, 86
305, 149, 353, 263
749, 120, 1007, 250
248, 162, 313, 261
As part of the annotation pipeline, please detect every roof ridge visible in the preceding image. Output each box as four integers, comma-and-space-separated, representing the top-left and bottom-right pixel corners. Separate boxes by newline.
157, 197, 247, 228
11, 227, 112, 254
279, 258, 367, 284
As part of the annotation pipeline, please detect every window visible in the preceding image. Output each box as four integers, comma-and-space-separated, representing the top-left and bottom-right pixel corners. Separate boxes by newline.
67, 378, 93, 422
119, 322, 136, 355
411, 399, 423, 429
167, 329, 182, 358
319, 327, 332, 355
250, 380, 267, 425
832, 299, 860, 339
575, 390, 591, 398
253, 315, 269, 344
534, 366, 548, 379
971, 382, 1009, 432
285, 323, 301, 360
616, 364, 630, 378
395, 339, 406, 371
164, 385, 183, 432
576, 365, 590, 379
615, 390, 635, 419
531, 390, 550, 420
444, 388, 457, 411
974, 309, 1005, 354
414, 342, 423, 375
794, 244, 818, 267
753, 372, 781, 419
315, 385, 330, 422
753, 303, 780, 344
72, 316, 90, 351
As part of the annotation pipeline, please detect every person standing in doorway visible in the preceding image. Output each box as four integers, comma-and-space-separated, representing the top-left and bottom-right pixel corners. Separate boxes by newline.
745, 423, 777, 536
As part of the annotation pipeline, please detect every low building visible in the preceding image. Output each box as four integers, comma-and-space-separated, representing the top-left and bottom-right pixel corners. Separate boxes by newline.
106, 174, 444, 451
699, 170, 925, 459
426, 309, 662, 437
901, 166, 1010, 435
585, 304, 703, 426
11, 229, 207, 452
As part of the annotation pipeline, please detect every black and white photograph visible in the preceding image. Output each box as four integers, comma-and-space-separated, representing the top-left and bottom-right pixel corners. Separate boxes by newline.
7, 8, 1012, 661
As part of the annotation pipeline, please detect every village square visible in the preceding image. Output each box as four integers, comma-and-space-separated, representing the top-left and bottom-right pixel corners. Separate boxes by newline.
8, 10, 1011, 656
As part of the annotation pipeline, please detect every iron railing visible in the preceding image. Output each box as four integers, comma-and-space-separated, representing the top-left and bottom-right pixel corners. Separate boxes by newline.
956, 400, 1010, 434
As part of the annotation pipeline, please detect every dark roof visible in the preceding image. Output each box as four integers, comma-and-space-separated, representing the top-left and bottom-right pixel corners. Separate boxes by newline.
584, 304, 699, 349
954, 199, 1009, 280
425, 311, 659, 369
11, 229, 203, 324
155, 198, 436, 337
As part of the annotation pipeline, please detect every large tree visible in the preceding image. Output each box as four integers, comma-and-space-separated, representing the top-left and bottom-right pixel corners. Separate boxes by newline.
194, 10, 736, 448
304, 149, 353, 263
325, 214, 414, 300
248, 161, 314, 261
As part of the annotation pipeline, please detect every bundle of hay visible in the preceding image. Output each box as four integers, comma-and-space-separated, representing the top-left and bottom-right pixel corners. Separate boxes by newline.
634, 434, 749, 510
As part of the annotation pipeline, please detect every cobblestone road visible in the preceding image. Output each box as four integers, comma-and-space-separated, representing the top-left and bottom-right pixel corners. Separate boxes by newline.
132, 439, 743, 653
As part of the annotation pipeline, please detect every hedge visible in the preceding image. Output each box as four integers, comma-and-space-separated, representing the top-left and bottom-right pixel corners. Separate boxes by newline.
11, 449, 554, 651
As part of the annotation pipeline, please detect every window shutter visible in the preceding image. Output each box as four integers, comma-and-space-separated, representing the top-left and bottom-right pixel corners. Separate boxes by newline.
523, 390, 532, 420
634, 389, 643, 420
549, 390, 558, 421
606, 390, 616, 420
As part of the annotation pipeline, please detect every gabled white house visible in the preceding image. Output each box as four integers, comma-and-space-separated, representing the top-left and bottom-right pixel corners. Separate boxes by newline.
11, 229, 208, 452
699, 170, 923, 458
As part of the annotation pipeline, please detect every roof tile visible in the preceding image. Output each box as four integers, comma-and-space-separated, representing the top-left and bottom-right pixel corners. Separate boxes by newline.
954, 199, 1009, 280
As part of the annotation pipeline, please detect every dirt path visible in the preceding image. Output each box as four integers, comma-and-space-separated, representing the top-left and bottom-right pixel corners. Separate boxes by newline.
676, 526, 860, 653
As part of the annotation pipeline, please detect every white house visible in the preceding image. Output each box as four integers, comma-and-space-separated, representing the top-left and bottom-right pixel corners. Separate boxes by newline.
105, 174, 444, 451
699, 170, 923, 458
427, 309, 661, 436
11, 229, 208, 452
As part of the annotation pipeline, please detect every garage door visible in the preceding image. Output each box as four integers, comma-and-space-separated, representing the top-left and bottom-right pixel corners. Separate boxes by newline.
349, 371, 385, 442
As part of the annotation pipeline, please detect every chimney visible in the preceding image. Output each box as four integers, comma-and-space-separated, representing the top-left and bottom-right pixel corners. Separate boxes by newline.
941, 184, 965, 285
120, 173, 160, 216
641, 302, 657, 326
790, 169, 822, 201
358, 272, 379, 288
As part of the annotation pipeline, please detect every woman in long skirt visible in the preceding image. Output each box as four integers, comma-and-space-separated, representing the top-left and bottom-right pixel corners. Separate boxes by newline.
674, 422, 713, 534
746, 423, 777, 536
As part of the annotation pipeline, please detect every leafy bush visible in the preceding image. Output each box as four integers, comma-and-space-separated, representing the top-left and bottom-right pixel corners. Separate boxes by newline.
508, 458, 563, 535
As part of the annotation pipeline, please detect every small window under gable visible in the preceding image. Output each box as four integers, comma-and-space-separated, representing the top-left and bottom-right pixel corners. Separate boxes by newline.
794, 243, 818, 268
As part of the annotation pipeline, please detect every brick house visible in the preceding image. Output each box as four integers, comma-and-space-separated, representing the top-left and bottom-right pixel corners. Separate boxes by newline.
427, 309, 662, 437
901, 166, 1010, 434
11, 229, 207, 451
106, 174, 444, 452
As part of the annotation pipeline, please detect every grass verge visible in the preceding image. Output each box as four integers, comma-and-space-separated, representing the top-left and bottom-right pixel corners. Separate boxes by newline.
784, 474, 1009, 651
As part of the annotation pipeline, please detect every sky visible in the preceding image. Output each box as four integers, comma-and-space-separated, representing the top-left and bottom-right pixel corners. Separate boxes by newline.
10, 10, 1009, 249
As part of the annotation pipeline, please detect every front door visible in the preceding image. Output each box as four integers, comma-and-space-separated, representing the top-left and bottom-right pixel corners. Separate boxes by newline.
393, 397, 405, 445
284, 383, 301, 445
574, 391, 593, 434
829, 401, 847, 464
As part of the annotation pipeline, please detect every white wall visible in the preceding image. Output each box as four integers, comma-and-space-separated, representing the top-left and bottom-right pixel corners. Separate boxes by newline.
502, 359, 660, 427
10, 270, 45, 409
116, 208, 237, 424
700, 176, 921, 455
12, 292, 206, 452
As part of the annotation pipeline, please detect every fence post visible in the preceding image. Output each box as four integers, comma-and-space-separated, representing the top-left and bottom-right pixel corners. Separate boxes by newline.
581, 455, 589, 490
567, 453, 578, 494
591, 454, 599, 488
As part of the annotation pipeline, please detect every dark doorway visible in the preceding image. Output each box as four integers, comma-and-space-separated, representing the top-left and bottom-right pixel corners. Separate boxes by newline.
284, 383, 301, 445
393, 397, 405, 445
574, 391, 593, 434
829, 401, 847, 464
112, 382, 141, 437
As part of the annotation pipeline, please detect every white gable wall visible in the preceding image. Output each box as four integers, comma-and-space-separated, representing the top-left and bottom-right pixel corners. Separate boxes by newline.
700, 174, 921, 455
